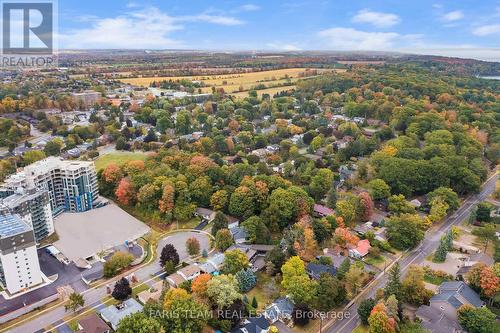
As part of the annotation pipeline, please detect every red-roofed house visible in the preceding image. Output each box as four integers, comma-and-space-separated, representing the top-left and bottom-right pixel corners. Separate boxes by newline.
349, 239, 371, 258
313, 204, 335, 218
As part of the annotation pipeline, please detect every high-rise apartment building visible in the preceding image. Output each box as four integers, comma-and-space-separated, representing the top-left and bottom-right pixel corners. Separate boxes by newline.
0, 214, 43, 294
2, 157, 99, 216
0, 188, 54, 243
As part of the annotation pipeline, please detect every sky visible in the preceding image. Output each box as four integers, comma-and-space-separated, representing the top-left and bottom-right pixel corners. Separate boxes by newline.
56, 1, 500, 61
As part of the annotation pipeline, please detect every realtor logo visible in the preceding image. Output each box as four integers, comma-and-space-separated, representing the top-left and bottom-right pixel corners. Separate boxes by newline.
2, 1, 53, 54
1, 1, 56, 67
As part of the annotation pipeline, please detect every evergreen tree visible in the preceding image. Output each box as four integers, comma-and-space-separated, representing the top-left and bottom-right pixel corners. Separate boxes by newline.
337, 258, 351, 280
384, 262, 402, 300
434, 236, 448, 262
252, 296, 258, 309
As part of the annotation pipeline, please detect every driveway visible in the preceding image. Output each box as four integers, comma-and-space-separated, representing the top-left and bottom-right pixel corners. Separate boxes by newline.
155, 231, 211, 269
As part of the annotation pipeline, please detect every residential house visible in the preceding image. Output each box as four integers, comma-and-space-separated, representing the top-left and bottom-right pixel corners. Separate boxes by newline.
75, 313, 110, 333
195, 207, 216, 222
137, 280, 163, 305
306, 263, 337, 280
415, 305, 464, 333
230, 225, 248, 244
313, 204, 335, 218
427, 281, 484, 321
166, 264, 201, 287
99, 298, 143, 330
416, 281, 484, 332
231, 316, 270, 333
200, 252, 225, 274
264, 297, 294, 324
349, 239, 371, 258
227, 244, 257, 262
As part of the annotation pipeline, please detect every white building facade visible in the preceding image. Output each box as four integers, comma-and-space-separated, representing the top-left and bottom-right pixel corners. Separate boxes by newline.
0, 214, 43, 294
2, 157, 99, 216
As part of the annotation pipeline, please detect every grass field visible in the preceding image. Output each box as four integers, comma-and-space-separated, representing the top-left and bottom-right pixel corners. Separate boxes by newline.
120, 68, 340, 94
94, 151, 149, 170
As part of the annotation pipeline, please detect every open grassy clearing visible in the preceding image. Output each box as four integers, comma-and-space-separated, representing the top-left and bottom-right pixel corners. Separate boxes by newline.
94, 151, 149, 171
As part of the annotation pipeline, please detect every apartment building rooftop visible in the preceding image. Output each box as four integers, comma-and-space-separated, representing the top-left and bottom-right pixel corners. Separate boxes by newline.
0, 214, 31, 238
0, 188, 43, 208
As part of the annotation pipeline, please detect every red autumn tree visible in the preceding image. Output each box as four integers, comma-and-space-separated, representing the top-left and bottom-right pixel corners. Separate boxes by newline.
115, 178, 135, 205
359, 191, 374, 221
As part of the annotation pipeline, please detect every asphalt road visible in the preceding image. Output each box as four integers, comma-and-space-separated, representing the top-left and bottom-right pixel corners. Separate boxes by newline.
2, 230, 211, 333
324, 171, 498, 333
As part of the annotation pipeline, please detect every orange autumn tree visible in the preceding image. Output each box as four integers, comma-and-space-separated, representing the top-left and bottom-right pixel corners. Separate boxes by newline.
102, 163, 122, 183
480, 266, 500, 302
294, 226, 318, 262
115, 178, 135, 205
368, 302, 396, 333
191, 274, 212, 300
125, 160, 145, 173
158, 183, 175, 213
334, 227, 359, 249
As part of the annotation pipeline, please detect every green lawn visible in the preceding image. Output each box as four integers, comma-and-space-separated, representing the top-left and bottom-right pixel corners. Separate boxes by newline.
424, 273, 452, 285
364, 254, 386, 270
94, 151, 149, 170
132, 283, 150, 297
245, 272, 280, 311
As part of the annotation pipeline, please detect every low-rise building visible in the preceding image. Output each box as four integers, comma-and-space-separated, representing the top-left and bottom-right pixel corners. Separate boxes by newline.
75, 313, 111, 333
313, 204, 335, 218
306, 263, 337, 280
349, 239, 371, 258
166, 264, 201, 287
99, 298, 143, 330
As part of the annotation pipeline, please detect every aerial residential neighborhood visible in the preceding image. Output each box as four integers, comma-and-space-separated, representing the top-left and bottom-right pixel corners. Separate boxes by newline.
0, 1, 499, 333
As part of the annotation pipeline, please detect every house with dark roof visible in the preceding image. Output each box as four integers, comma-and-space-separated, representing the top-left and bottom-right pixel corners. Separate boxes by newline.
416, 281, 484, 332
306, 263, 337, 280
415, 304, 464, 333
231, 316, 270, 333
230, 226, 248, 244
313, 204, 335, 218
75, 313, 110, 333
264, 297, 294, 324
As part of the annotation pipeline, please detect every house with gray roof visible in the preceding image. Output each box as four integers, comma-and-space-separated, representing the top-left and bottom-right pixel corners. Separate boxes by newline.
230, 226, 248, 244
264, 297, 294, 324
231, 316, 270, 333
200, 252, 225, 274
99, 298, 143, 330
416, 281, 484, 332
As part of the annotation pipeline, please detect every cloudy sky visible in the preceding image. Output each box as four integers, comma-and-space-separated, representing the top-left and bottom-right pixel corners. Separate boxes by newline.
56, 0, 500, 61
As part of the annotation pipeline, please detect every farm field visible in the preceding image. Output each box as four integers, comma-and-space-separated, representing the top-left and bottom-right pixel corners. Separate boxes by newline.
120, 68, 341, 94
230, 85, 297, 98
